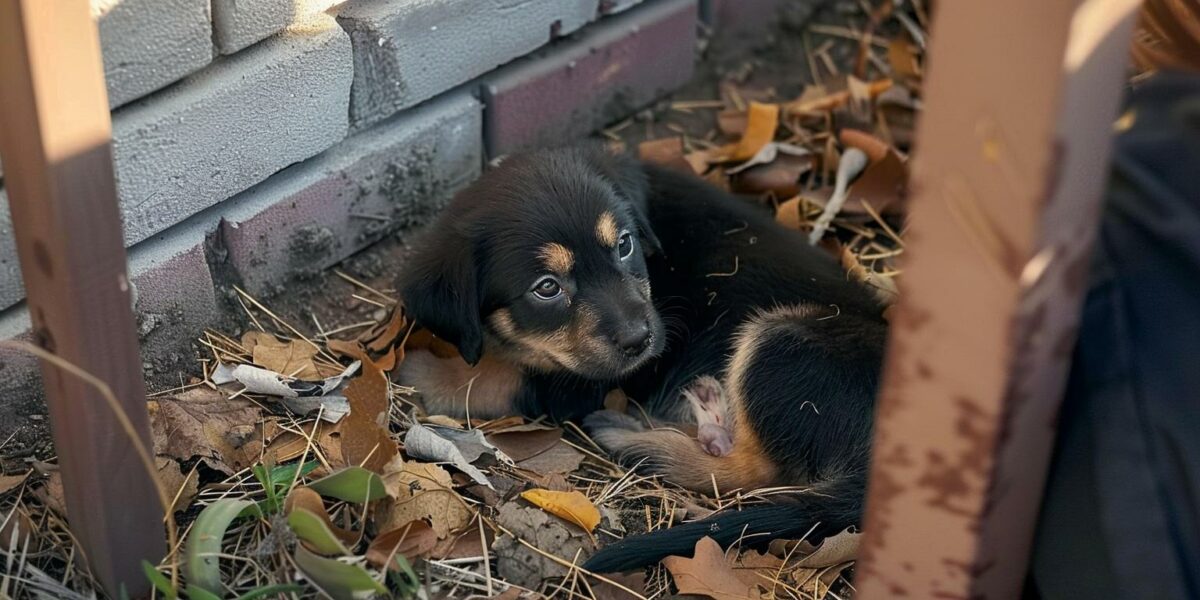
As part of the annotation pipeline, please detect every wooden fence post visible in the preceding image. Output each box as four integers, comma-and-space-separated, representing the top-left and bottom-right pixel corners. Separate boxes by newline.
0, 0, 166, 595
854, 1, 1141, 598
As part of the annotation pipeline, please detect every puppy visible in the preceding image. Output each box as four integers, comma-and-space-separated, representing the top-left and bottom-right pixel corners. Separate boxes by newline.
396, 145, 888, 571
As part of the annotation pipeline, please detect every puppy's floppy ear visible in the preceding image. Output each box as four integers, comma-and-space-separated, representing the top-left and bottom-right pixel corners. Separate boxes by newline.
588, 147, 663, 255
398, 229, 484, 365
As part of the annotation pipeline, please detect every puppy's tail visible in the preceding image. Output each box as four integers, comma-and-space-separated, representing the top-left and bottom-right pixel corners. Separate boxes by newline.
582, 474, 864, 573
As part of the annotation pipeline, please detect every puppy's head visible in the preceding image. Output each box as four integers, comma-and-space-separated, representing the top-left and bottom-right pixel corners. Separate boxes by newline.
400, 146, 665, 380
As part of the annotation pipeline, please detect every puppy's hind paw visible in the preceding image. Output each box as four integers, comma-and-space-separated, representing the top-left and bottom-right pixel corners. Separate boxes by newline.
583, 410, 645, 454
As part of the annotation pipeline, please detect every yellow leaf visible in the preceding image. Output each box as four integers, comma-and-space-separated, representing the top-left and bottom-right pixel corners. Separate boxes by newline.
519, 489, 601, 533
722, 102, 779, 162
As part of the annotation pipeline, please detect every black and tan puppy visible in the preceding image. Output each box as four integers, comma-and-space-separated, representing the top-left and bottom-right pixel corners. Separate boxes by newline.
397, 145, 888, 572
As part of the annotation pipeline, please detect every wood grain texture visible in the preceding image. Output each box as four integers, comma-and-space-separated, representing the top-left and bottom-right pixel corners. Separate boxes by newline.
0, 0, 165, 595
855, 1, 1140, 598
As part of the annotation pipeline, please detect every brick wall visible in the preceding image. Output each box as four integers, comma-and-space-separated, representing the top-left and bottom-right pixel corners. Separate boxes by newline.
0, 0, 786, 438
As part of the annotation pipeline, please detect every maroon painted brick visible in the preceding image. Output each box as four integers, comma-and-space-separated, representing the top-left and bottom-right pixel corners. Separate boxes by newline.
215, 92, 482, 298
482, 0, 697, 158
127, 226, 221, 386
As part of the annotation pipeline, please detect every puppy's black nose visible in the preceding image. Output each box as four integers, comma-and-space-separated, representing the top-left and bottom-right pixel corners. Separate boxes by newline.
614, 321, 651, 356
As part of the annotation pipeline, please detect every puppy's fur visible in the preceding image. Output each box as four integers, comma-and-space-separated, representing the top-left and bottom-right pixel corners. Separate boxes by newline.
397, 145, 887, 571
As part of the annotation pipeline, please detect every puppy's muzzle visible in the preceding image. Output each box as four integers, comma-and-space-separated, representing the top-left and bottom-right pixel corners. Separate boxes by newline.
612, 320, 652, 357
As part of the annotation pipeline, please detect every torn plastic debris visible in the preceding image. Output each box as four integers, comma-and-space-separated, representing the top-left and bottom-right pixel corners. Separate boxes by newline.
212, 361, 360, 423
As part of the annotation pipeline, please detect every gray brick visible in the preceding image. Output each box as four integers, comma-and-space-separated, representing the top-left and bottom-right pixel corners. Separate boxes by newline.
0, 191, 20, 311
111, 12, 352, 248
211, 0, 295, 54
0, 185, 221, 336
215, 92, 482, 297
94, 0, 214, 109
600, 0, 646, 14
483, 0, 697, 157
336, 0, 596, 129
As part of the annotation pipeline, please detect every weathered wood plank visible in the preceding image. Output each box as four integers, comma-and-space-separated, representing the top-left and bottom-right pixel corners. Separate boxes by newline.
855, 1, 1141, 598
0, 0, 165, 595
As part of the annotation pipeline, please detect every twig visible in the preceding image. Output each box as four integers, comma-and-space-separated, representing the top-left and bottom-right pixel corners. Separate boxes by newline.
809, 148, 870, 244
334, 270, 395, 304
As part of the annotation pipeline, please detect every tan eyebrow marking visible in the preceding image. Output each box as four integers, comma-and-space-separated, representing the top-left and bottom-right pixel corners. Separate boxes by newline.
539, 242, 574, 275
596, 211, 618, 247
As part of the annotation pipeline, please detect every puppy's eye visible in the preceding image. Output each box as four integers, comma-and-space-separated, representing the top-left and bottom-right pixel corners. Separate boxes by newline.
532, 278, 562, 300
617, 232, 635, 260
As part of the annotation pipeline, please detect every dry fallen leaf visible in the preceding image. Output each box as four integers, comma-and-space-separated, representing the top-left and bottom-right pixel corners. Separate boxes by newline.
662, 537, 756, 600
0, 507, 40, 552
722, 102, 779, 162
336, 363, 396, 474
638, 137, 691, 172
156, 458, 198, 513
775, 194, 818, 231
378, 456, 473, 539
149, 387, 262, 474
243, 331, 334, 380
784, 78, 892, 116
430, 523, 494, 560
403, 423, 500, 487
0, 472, 30, 496
328, 339, 397, 374
794, 528, 861, 568
512, 468, 573, 493
717, 109, 748, 137
366, 520, 439, 568
213, 361, 359, 401
34, 473, 65, 516
520, 489, 600, 533
842, 246, 899, 304
846, 145, 908, 216
732, 154, 813, 198
361, 305, 408, 353
514, 439, 584, 474
760, 529, 861, 600
261, 420, 337, 467
838, 128, 890, 163
486, 428, 562, 463
590, 571, 648, 600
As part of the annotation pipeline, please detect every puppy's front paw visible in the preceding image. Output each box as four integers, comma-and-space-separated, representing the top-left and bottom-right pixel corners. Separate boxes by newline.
583, 410, 645, 454
698, 423, 734, 457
